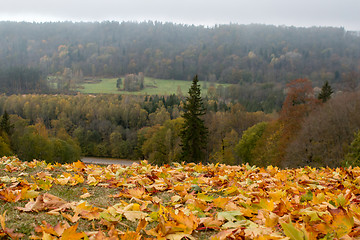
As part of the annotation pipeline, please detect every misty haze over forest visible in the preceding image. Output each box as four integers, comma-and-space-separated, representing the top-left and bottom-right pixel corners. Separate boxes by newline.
0, 21, 359, 90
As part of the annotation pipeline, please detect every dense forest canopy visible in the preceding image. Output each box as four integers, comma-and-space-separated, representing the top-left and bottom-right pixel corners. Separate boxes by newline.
0, 94, 267, 164
0, 21, 359, 87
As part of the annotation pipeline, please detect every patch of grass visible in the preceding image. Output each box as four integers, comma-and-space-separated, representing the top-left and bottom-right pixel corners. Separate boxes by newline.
85, 186, 120, 209
152, 191, 175, 205
48, 184, 86, 202
0, 201, 62, 238
76, 77, 230, 96
193, 229, 217, 240
76, 78, 119, 94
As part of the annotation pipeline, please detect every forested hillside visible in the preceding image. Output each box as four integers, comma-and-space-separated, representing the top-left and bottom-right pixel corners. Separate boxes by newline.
0, 21, 359, 87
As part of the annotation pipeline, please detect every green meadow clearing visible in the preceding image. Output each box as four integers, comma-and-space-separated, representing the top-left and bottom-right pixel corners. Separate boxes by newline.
76, 77, 229, 95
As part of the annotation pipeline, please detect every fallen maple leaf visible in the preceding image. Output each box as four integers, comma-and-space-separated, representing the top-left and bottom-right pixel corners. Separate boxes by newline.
73, 201, 102, 220
262, 210, 279, 228
212, 197, 230, 209
61, 212, 81, 223
136, 218, 147, 233
198, 217, 223, 230
280, 220, 309, 240
328, 206, 354, 238
217, 210, 243, 222
70, 160, 87, 172
21, 188, 40, 200
118, 187, 152, 200
166, 233, 197, 240
120, 231, 141, 240
54, 221, 72, 237
17, 193, 72, 212
86, 175, 99, 186
59, 223, 85, 240
0, 188, 22, 202
210, 228, 241, 240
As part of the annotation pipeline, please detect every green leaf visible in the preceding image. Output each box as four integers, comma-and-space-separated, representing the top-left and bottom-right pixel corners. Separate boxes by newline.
280, 221, 305, 240
197, 193, 214, 202
298, 209, 323, 222
335, 194, 346, 207
190, 184, 202, 193
300, 191, 313, 202
217, 211, 243, 222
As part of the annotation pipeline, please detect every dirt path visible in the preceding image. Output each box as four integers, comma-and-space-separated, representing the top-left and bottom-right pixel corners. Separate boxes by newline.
81, 157, 138, 166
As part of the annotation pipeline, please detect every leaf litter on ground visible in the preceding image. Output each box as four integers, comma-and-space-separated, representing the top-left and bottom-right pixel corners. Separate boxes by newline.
1, 156, 360, 239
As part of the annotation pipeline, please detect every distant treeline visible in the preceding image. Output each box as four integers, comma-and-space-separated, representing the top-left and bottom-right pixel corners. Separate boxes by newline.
0, 67, 48, 94
0, 21, 359, 87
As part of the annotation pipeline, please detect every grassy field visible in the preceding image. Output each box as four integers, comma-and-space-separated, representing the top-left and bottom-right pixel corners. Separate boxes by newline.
1, 156, 359, 239
76, 77, 229, 95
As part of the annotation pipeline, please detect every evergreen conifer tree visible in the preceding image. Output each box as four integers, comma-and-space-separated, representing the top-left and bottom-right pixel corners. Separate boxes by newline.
318, 81, 334, 103
0, 111, 11, 135
180, 75, 208, 163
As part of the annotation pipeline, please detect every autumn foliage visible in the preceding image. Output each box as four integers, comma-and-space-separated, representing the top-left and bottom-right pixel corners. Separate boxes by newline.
236, 79, 322, 167
1, 156, 360, 239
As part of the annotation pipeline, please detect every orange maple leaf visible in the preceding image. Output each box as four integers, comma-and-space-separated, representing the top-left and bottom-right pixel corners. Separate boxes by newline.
71, 160, 87, 172
328, 206, 354, 238
59, 223, 85, 240
74, 201, 101, 220
0, 188, 22, 202
120, 231, 141, 240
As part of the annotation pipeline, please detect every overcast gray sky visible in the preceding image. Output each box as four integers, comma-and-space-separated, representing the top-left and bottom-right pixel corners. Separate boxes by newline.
1, 0, 359, 31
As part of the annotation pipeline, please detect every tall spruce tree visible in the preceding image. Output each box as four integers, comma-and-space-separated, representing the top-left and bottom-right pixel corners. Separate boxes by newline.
0, 111, 11, 135
180, 75, 208, 163
318, 81, 334, 103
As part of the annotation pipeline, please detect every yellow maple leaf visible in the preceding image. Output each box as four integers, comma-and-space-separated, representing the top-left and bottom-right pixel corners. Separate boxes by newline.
71, 161, 87, 172
86, 175, 99, 186
258, 199, 276, 211
268, 190, 286, 203
0, 212, 6, 231
212, 197, 230, 209
0, 188, 22, 202
72, 174, 85, 185
21, 189, 40, 200
123, 211, 148, 222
